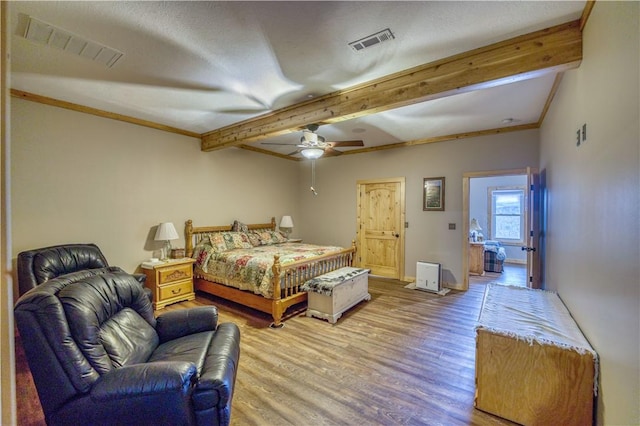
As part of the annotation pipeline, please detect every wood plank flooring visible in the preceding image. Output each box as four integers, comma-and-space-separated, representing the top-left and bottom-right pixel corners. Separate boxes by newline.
16, 277, 518, 426
470, 263, 527, 286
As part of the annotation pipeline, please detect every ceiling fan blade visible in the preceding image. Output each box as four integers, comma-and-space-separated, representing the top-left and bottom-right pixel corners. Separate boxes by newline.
287, 149, 302, 156
323, 147, 343, 157
327, 140, 365, 147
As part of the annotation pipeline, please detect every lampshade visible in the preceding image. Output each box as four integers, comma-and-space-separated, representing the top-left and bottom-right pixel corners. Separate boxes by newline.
280, 215, 294, 228
155, 222, 179, 241
470, 218, 482, 232
301, 148, 324, 159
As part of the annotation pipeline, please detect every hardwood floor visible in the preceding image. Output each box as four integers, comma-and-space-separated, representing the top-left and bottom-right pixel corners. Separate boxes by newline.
469, 263, 527, 287
16, 278, 516, 426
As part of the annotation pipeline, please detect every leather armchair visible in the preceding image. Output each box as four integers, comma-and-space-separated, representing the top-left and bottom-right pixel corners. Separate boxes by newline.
17, 243, 150, 299
15, 268, 240, 426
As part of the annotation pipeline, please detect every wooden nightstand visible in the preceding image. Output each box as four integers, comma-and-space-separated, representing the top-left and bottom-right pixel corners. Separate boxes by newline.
469, 242, 485, 276
142, 258, 196, 310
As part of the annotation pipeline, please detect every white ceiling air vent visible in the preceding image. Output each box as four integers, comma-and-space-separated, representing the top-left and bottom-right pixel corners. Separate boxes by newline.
348, 28, 395, 52
23, 16, 123, 68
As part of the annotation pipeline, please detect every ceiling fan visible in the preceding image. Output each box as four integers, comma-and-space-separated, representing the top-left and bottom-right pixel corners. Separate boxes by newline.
261, 124, 364, 158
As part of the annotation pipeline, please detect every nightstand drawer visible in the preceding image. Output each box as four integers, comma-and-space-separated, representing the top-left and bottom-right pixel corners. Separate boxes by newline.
158, 264, 192, 284
159, 280, 192, 300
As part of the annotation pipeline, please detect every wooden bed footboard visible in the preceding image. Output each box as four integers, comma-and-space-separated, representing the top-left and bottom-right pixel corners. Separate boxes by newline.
186, 219, 357, 327
272, 244, 356, 300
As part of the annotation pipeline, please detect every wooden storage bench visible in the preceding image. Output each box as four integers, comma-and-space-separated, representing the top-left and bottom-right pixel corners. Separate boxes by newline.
475, 284, 598, 426
301, 267, 370, 324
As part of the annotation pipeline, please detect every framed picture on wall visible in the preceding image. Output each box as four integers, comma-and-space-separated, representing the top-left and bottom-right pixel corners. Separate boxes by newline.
423, 177, 445, 211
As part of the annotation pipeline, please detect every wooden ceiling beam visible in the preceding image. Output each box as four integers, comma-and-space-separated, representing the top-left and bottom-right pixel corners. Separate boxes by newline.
202, 20, 582, 152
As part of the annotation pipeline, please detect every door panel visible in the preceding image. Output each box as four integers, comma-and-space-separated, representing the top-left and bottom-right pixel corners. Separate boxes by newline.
526, 167, 541, 288
357, 178, 405, 279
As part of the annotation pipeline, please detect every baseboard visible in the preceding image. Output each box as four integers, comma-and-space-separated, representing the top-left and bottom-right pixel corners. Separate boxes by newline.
369, 274, 412, 284
405, 275, 458, 290
505, 259, 527, 265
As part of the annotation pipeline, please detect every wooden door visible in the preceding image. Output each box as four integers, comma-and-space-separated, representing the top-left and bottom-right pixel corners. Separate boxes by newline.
525, 167, 541, 288
356, 178, 405, 279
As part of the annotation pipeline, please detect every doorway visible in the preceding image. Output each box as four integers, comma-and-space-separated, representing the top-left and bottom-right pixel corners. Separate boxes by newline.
462, 168, 540, 290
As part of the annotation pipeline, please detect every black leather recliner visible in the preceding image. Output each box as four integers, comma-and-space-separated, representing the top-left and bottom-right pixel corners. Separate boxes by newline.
17, 243, 151, 300
15, 268, 241, 426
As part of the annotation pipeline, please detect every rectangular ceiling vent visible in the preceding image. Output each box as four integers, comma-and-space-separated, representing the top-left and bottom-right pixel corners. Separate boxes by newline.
23, 16, 123, 68
348, 28, 395, 52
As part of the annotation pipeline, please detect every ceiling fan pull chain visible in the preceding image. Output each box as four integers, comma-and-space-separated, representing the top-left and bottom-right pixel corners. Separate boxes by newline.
310, 160, 318, 195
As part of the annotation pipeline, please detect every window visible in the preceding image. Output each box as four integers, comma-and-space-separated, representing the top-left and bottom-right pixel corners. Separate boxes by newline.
489, 187, 525, 244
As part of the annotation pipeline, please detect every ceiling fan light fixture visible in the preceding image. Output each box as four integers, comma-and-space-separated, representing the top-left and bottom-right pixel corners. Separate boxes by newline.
301, 148, 324, 159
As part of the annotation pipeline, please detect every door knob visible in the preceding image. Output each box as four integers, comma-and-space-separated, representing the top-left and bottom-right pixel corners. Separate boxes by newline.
521, 246, 536, 252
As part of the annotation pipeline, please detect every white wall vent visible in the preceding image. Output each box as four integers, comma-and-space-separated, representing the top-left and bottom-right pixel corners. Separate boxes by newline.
348, 28, 395, 52
23, 16, 123, 68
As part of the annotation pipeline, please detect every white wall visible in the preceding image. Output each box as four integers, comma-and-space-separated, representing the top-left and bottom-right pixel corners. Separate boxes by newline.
469, 175, 527, 262
539, 2, 639, 424
296, 130, 539, 286
11, 99, 300, 278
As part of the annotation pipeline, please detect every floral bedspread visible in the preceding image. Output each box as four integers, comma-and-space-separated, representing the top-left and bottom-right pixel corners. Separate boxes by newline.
193, 242, 346, 298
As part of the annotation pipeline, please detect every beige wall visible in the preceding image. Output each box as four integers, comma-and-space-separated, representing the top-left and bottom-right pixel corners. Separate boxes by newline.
11, 99, 300, 277
295, 130, 539, 285
12, 96, 539, 290
540, 2, 639, 424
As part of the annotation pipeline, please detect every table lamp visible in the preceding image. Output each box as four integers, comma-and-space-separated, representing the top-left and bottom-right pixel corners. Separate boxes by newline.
279, 215, 294, 238
470, 218, 483, 242
155, 222, 179, 260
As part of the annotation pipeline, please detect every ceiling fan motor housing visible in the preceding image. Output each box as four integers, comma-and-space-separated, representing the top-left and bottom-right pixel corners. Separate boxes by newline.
301, 130, 325, 145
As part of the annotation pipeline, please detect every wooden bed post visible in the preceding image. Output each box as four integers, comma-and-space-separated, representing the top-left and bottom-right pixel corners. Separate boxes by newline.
270, 255, 284, 328
185, 220, 194, 257
351, 239, 357, 266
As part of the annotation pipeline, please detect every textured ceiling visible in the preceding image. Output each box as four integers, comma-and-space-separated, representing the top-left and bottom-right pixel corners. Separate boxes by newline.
9, 1, 586, 158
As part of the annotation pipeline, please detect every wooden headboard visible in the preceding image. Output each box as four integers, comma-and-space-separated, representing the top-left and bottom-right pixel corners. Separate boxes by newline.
185, 218, 277, 257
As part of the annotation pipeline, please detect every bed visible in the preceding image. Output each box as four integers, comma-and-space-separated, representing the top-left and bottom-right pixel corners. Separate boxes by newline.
185, 218, 357, 327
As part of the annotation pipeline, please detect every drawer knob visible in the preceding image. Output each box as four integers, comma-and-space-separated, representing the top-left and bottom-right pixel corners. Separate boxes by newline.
171, 288, 182, 295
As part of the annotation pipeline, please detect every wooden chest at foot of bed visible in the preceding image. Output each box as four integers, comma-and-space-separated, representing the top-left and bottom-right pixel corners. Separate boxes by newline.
301, 267, 370, 324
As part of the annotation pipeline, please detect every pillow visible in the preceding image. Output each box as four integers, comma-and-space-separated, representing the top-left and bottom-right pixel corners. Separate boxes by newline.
275, 230, 288, 243
246, 232, 261, 247
208, 233, 228, 252
222, 232, 253, 250
255, 230, 288, 245
231, 220, 249, 233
